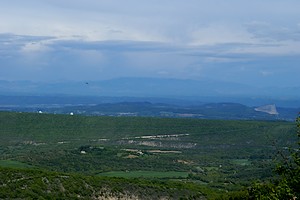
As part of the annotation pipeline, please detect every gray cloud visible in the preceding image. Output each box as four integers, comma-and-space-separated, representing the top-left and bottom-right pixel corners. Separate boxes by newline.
0, 0, 300, 88
246, 22, 300, 42
0, 33, 299, 88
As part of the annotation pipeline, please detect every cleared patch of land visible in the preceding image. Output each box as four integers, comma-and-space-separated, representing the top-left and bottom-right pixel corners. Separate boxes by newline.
231, 159, 252, 166
147, 150, 182, 153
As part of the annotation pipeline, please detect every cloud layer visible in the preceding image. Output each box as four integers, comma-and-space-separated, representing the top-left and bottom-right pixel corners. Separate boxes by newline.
0, 0, 300, 88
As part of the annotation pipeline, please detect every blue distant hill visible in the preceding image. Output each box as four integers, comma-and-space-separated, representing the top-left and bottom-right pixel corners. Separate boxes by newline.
0, 77, 299, 107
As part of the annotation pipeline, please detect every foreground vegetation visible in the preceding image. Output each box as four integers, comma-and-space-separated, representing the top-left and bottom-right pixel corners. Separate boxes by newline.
0, 111, 298, 199
249, 115, 299, 199
0, 167, 209, 199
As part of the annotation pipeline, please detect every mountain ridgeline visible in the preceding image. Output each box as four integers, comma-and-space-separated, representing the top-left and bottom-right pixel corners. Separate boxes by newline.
1, 78, 300, 107
1, 99, 298, 121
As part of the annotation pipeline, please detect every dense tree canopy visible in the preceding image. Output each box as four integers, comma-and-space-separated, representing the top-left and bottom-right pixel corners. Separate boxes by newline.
248, 114, 299, 199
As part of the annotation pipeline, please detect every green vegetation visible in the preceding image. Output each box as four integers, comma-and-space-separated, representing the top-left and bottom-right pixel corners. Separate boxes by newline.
0, 167, 205, 199
0, 111, 298, 199
0, 160, 34, 169
221, 114, 300, 199
98, 171, 189, 178
247, 114, 300, 199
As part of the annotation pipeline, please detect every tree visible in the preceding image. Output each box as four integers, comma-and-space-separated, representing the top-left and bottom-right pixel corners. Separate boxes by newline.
248, 114, 300, 199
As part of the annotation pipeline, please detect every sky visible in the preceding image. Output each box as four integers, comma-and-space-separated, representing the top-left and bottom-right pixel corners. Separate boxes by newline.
0, 0, 300, 87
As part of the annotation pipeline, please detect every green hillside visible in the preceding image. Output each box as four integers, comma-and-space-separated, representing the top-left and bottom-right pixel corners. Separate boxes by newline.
0, 111, 297, 199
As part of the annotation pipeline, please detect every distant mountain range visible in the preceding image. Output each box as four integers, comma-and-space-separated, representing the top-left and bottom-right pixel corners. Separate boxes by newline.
0, 100, 298, 121
0, 77, 300, 107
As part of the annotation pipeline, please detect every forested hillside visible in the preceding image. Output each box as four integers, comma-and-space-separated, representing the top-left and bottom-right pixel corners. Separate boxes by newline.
0, 111, 298, 199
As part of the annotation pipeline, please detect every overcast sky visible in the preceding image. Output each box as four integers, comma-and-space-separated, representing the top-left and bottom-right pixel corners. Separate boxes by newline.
1, 0, 300, 87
